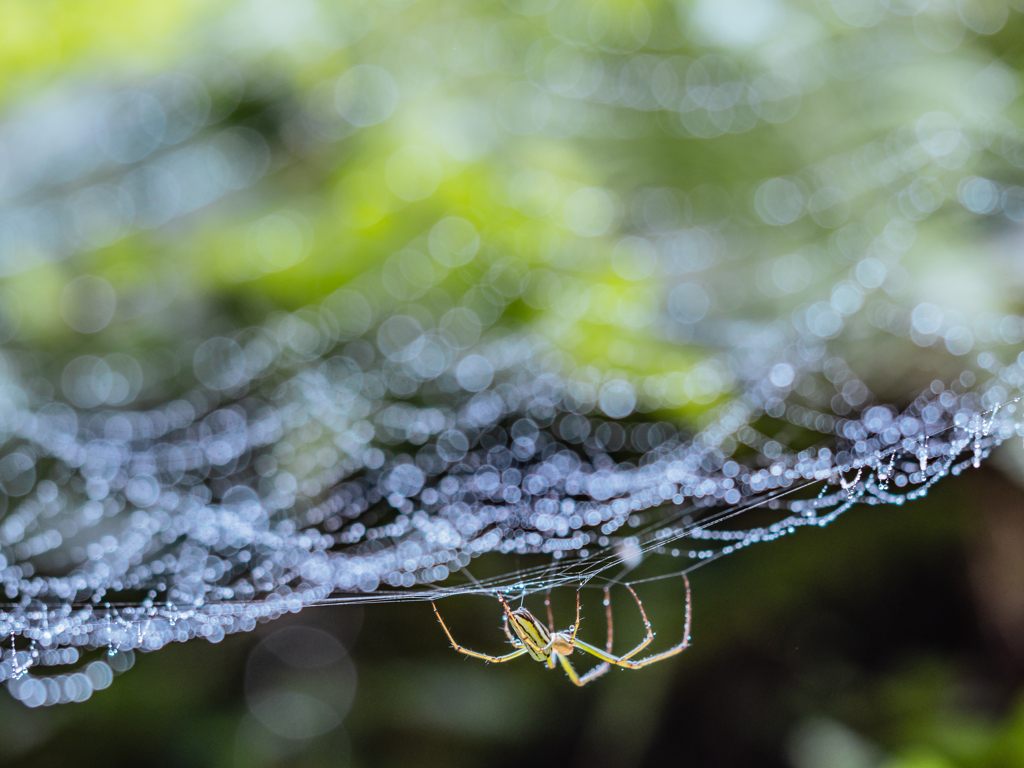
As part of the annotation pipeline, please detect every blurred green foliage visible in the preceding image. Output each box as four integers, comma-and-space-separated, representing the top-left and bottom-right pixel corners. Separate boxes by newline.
2, 0, 1024, 765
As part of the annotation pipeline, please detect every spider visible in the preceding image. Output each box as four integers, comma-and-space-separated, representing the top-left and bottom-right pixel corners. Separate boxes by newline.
431, 574, 691, 686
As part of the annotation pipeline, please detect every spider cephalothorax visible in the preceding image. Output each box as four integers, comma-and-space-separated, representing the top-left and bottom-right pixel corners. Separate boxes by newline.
431, 575, 692, 686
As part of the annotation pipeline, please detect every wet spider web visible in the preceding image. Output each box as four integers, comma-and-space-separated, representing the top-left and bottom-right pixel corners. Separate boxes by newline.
1, 0, 1024, 707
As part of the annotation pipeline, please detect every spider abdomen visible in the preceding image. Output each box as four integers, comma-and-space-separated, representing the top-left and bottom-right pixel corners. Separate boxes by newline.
508, 608, 553, 660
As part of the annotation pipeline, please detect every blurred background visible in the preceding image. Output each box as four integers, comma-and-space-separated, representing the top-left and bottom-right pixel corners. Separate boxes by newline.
1, 0, 1024, 765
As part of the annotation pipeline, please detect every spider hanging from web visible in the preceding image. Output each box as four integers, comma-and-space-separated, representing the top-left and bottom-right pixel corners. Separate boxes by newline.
431, 574, 692, 686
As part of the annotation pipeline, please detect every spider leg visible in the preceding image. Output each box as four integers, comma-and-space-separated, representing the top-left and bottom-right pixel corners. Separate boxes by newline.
502, 613, 522, 647
575, 586, 615, 683
571, 638, 624, 665
556, 653, 587, 686
498, 593, 513, 615
616, 573, 691, 668
432, 602, 529, 663
576, 658, 612, 685
545, 590, 555, 633
498, 594, 525, 647
615, 584, 656, 661
555, 651, 610, 686
572, 574, 692, 670
604, 586, 614, 653
569, 587, 581, 643
575, 583, 655, 664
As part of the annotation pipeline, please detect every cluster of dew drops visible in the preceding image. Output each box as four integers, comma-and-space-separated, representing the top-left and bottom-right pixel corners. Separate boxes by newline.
3, 0, 1024, 708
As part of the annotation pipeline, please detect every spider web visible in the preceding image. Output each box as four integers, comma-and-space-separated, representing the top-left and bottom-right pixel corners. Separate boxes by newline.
1, 0, 1024, 707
